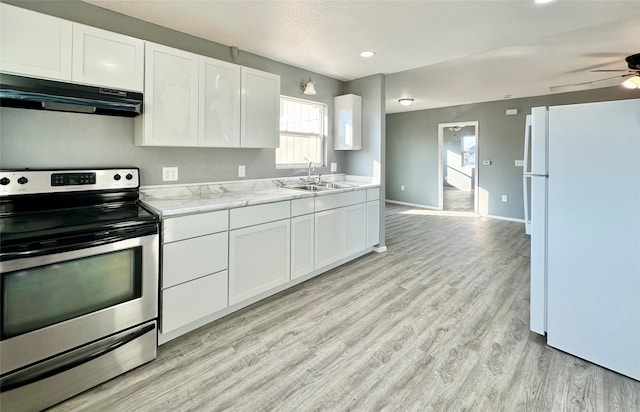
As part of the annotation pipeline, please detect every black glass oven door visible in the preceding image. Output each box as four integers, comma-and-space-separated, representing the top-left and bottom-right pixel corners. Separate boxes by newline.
2, 248, 142, 339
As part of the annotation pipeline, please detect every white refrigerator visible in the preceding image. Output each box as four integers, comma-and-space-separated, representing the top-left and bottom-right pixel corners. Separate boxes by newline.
524, 99, 640, 381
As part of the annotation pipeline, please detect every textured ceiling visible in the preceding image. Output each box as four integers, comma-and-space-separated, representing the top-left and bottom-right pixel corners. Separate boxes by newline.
83, 0, 640, 112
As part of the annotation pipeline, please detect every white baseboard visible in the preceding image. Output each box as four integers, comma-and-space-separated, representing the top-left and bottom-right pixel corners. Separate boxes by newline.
486, 214, 525, 223
385, 199, 439, 210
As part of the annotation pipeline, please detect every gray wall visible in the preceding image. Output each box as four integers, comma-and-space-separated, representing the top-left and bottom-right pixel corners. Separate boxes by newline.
0, 1, 346, 185
343, 74, 386, 247
386, 87, 639, 219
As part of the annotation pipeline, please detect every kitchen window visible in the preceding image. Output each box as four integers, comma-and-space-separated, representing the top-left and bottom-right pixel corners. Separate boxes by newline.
276, 96, 326, 168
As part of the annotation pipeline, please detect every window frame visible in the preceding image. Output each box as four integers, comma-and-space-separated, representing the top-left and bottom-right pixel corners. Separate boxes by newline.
276, 95, 327, 169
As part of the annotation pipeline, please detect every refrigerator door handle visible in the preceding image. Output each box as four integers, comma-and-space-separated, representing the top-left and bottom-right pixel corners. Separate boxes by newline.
523, 114, 532, 174
523, 174, 531, 235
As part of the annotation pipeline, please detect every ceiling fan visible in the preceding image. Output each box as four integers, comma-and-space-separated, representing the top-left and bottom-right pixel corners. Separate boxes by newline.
550, 53, 640, 92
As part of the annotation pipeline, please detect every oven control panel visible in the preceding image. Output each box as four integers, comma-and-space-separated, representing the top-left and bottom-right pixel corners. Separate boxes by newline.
0, 169, 140, 196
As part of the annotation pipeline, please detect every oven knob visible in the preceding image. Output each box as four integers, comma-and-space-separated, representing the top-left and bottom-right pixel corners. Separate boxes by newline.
17, 176, 28, 185
0, 177, 10, 185
125, 173, 133, 180
114, 174, 121, 181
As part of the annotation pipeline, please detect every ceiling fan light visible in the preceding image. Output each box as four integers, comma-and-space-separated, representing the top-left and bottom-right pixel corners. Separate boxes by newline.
398, 98, 414, 106
622, 76, 640, 89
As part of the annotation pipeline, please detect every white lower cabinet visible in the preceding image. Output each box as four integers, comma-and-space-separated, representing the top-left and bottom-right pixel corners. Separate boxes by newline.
314, 209, 343, 269
229, 219, 290, 305
343, 203, 367, 257
161, 271, 228, 333
366, 201, 380, 247
291, 214, 314, 279
314, 192, 371, 269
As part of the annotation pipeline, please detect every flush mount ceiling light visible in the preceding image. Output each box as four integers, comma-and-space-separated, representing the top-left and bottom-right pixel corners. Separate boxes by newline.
301, 79, 317, 95
360, 51, 375, 58
398, 98, 414, 106
622, 76, 640, 89
448, 126, 462, 132
534, 0, 554, 4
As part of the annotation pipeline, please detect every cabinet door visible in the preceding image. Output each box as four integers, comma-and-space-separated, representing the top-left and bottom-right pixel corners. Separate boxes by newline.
229, 219, 290, 305
240, 67, 280, 148
314, 209, 343, 269
199, 56, 241, 147
163, 232, 228, 288
161, 271, 228, 333
334, 94, 362, 150
0, 4, 72, 81
366, 200, 380, 247
343, 203, 367, 257
291, 214, 314, 279
72, 23, 144, 91
137, 42, 198, 146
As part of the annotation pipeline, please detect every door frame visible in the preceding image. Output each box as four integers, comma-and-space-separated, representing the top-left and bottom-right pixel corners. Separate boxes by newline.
437, 121, 479, 212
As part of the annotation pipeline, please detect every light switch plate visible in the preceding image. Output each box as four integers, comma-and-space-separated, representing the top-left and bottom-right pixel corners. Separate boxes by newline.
502, 195, 508, 202
483, 160, 492, 166
331, 163, 337, 172
162, 167, 178, 182
238, 165, 245, 177
515, 159, 524, 167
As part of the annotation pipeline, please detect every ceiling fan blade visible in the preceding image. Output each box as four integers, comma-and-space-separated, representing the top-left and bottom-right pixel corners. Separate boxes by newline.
591, 69, 630, 72
549, 74, 632, 93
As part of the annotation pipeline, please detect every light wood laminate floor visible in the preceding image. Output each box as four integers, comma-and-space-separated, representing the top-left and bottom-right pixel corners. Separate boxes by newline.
53, 203, 640, 411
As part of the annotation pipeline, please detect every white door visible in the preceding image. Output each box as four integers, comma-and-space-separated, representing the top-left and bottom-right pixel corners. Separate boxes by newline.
314, 209, 343, 269
199, 56, 241, 147
240, 67, 280, 148
546, 99, 640, 380
72, 23, 144, 91
366, 201, 380, 247
0, 4, 72, 81
138, 42, 198, 147
291, 214, 314, 279
229, 219, 290, 305
343, 203, 366, 257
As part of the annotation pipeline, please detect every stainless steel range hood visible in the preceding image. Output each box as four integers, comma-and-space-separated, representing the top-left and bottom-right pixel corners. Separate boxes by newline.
0, 73, 143, 117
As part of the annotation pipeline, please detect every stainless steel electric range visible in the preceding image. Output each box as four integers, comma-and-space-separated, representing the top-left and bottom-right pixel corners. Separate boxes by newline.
0, 168, 159, 411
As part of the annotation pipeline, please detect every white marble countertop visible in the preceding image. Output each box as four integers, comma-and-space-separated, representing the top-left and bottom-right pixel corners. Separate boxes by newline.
140, 174, 379, 217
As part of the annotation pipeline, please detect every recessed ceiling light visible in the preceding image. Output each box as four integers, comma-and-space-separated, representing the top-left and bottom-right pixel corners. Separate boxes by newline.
360, 51, 375, 58
398, 98, 414, 106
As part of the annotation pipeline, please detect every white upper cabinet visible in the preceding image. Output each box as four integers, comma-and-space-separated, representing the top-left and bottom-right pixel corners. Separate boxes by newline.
240, 67, 281, 148
334, 94, 362, 150
0, 3, 72, 81
199, 56, 241, 147
136, 42, 199, 147
72, 23, 144, 92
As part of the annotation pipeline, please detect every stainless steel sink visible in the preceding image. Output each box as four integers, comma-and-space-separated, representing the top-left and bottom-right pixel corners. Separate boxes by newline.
316, 182, 354, 189
287, 184, 333, 192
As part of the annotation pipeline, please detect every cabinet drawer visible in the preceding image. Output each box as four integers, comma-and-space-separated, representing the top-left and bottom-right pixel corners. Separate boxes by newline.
161, 271, 228, 333
163, 232, 228, 288
366, 188, 380, 201
229, 201, 290, 229
291, 197, 314, 217
163, 210, 228, 243
314, 190, 366, 212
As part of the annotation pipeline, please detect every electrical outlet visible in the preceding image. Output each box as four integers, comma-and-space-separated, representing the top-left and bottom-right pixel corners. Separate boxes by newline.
162, 167, 178, 182
331, 163, 337, 172
238, 165, 245, 177
502, 195, 508, 202
401, 185, 405, 191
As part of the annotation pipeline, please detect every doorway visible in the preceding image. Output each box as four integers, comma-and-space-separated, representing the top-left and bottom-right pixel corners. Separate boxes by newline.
437, 121, 479, 212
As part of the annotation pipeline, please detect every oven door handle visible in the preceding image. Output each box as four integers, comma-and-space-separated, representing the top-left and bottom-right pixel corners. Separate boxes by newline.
0, 224, 158, 262
0, 323, 155, 393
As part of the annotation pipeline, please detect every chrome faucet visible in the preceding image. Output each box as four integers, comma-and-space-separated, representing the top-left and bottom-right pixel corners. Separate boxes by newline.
307, 161, 314, 183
